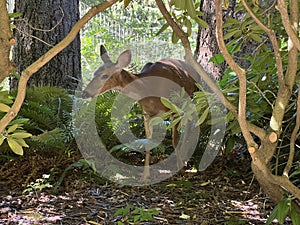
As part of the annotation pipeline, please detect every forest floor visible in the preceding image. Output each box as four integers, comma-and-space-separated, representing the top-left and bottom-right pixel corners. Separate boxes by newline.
0, 150, 292, 225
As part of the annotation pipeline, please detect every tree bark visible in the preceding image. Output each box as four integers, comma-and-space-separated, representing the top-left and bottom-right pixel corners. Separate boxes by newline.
11, 0, 81, 91
194, 0, 225, 80
0, 0, 15, 82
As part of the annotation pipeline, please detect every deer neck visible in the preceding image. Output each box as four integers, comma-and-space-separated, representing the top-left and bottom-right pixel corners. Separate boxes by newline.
115, 70, 144, 100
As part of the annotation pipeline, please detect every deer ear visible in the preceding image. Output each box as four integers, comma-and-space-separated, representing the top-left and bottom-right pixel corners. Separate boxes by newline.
116, 50, 131, 69
100, 45, 112, 63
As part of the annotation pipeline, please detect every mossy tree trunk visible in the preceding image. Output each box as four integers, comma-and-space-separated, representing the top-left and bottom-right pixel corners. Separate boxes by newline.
11, 0, 81, 91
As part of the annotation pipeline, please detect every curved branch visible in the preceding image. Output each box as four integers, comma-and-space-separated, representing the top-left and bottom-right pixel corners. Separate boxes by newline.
154, 0, 190, 50
215, 0, 257, 152
277, 0, 300, 51
0, 0, 119, 133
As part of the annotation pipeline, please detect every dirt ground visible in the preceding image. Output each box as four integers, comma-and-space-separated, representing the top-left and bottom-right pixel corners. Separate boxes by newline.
0, 152, 291, 225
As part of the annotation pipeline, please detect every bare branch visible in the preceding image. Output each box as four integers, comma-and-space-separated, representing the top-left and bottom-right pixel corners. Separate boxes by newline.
15, 27, 54, 47
14, 6, 64, 33
215, 0, 257, 152
0, 0, 119, 133
277, 0, 300, 51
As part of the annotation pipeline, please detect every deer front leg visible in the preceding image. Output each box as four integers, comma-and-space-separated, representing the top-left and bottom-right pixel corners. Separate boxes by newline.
143, 115, 152, 180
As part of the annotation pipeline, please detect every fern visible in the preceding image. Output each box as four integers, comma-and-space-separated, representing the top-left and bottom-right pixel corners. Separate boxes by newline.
10, 86, 74, 153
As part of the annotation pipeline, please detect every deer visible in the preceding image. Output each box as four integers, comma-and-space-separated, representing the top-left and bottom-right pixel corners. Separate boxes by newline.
82, 45, 198, 180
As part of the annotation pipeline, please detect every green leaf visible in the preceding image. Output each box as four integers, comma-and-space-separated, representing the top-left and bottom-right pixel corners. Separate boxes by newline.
194, 16, 208, 28
7, 124, 19, 133
172, 0, 186, 10
167, 117, 181, 130
14, 138, 29, 148
291, 206, 300, 225
0, 134, 5, 146
134, 215, 140, 222
266, 205, 278, 225
0, 103, 10, 112
10, 132, 32, 139
277, 199, 290, 224
196, 107, 210, 126
9, 118, 29, 125
114, 208, 124, 216
223, 18, 240, 28
156, 23, 169, 36
209, 54, 225, 64
289, 169, 300, 178
183, 18, 192, 36
171, 31, 179, 44
186, 0, 197, 18
224, 29, 241, 40
7, 138, 24, 155
161, 97, 180, 113
250, 33, 262, 42
8, 12, 22, 19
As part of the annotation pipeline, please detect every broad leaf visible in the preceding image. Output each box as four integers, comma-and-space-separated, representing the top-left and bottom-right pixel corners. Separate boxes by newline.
0, 103, 10, 112
7, 124, 19, 133
291, 206, 300, 225
266, 205, 278, 225
7, 138, 24, 155
10, 132, 32, 139
196, 107, 210, 126
277, 199, 290, 224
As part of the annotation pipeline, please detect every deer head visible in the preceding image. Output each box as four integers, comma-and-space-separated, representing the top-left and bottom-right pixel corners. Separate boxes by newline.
82, 45, 132, 99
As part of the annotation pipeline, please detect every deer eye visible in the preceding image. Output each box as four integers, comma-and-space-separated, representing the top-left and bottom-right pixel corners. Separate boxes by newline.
101, 74, 109, 80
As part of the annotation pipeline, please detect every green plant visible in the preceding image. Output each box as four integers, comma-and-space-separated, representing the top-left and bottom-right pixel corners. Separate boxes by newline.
0, 118, 32, 155
266, 197, 300, 225
0, 90, 32, 155
11, 86, 75, 153
23, 174, 53, 194
114, 205, 159, 224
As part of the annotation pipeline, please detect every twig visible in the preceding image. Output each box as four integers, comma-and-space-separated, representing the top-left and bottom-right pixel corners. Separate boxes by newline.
15, 27, 54, 47
248, 81, 274, 109
14, 6, 64, 33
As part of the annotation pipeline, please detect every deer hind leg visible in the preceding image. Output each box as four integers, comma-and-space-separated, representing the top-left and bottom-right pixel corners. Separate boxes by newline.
171, 117, 184, 170
143, 115, 152, 180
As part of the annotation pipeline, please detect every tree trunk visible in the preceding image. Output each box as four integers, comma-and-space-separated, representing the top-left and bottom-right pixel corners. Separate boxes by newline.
11, 0, 81, 91
195, 0, 248, 80
194, 0, 225, 80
